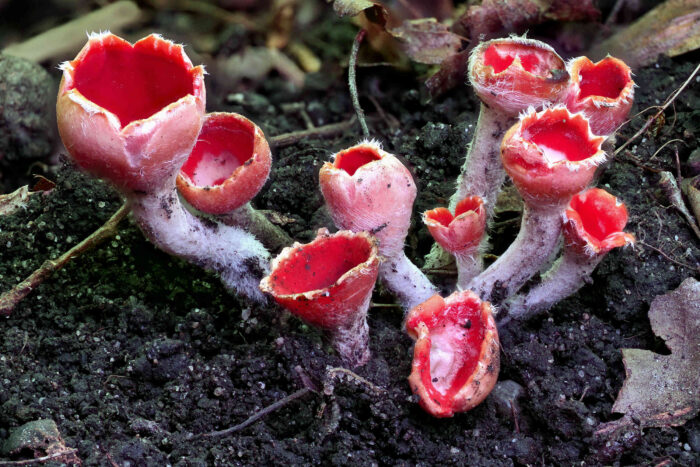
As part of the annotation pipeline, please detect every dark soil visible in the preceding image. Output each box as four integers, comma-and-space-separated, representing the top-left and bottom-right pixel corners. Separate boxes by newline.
1, 3, 699, 466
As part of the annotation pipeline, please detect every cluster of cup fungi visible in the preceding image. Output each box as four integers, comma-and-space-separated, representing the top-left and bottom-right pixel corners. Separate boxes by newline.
56, 32, 635, 418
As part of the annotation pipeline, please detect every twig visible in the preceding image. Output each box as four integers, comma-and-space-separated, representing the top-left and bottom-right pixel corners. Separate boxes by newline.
2, 1, 141, 62
648, 139, 685, 162
193, 388, 311, 439
0, 202, 130, 316
0, 448, 78, 466
349, 29, 370, 139
658, 171, 700, 240
615, 63, 700, 156
269, 117, 358, 148
638, 240, 699, 272
324, 367, 386, 395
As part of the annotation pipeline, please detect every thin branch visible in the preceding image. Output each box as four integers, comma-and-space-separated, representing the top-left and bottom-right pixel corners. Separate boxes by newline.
0, 448, 78, 466
0, 202, 130, 316
638, 240, 700, 272
349, 29, 370, 139
269, 117, 357, 148
194, 388, 311, 439
615, 63, 700, 157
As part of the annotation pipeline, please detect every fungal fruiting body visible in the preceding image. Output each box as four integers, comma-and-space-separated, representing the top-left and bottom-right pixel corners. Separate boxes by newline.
426, 36, 569, 272
176, 112, 290, 251
319, 141, 436, 311
260, 229, 380, 367
406, 291, 499, 418
423, 196, 486, 288
469, 106, 606, 303
565, 56, 634, 136
56, 33, 270, 302
57, 33, 206, 192
506, 188, 634, 322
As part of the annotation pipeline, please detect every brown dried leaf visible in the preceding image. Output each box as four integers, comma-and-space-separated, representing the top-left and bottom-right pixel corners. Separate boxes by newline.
0, 185, 33, 216
389, 18, 463, 64
599, 278, 700, 434
589, 0, 700, 68
329, 0, 388, 25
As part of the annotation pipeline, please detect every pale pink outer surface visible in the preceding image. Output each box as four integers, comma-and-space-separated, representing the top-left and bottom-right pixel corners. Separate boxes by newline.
501, 106, 606, 207
319, 141, 416, 257
565, 56, 634, 136
423, 197, 486, 255
57, 33, 206, 192
176, 112, 272, 214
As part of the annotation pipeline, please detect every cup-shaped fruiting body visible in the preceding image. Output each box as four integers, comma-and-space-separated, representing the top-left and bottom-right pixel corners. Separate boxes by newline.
176, 112, 272, 214
406, 291, 499, 418
260, 229, 380, 367
423, 196, 486, 255
57, 33, 206, 192
564, 187, 635, 256
501, 106, 606, 208
504, 188, 634, 323
565, 56, 634, 136
424, 196, 486, 287
319, 141, 416, 257
469, 37, 569, 116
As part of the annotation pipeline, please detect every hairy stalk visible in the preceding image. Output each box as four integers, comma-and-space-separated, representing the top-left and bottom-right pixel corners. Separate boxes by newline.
380, 252, 438, 312
218, 203, 292, 252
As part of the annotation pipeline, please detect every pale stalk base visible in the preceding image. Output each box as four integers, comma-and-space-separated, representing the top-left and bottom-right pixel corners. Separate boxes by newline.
380, 251, 438, 312
218, 203, 292, 252
424, 104, 514, 271
455, 249, 482, 291
502, 251, 602, 326
468, 204, 563, 303
129, 185, 271, 302
331, 301, 371, 368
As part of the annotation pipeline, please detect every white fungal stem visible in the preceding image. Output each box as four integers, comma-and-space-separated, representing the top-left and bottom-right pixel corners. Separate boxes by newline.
502, 250, 603, 326
468, 204, 563, 303
455, 249, 483, 291
452, 104, 514, 215
331, 295, 372, 368
128, 184, 270, 302
379, 251, 438, 312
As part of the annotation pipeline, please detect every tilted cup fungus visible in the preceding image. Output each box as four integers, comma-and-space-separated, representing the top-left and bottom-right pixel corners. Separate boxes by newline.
469, 106, 606, 303
176, 112, 290, 251
565, 56, 634, 136
57, 32, 206, 192
506, 188, 635, 323
319, 141, 436, 311
426, 36, 569, 271
406, 290, 499, 418
57, 33, 269, 301
260, 229, 380, 367
423, 196, 486, 289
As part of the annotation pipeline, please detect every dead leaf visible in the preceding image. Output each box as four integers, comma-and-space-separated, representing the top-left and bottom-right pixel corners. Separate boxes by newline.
329, 0, 388, 25
389, 18, 463, 64
598, 278, 700, 434
220, 47, 306, 89
589, 0, 700, 68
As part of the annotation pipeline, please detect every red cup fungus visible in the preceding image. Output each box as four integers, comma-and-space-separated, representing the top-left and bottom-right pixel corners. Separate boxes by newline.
57, 32, 205, 192
320, 141, 436, 311
406, 291, 500, 418
505, 188, 635, 322
177, 112, 272, 215
565, 56, 634, 136
260, 229, 380, 367
423, 196, 486, 287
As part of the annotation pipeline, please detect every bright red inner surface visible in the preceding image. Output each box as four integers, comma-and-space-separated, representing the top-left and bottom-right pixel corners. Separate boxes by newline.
483, 43, 555, 76
523, 115, 597, 162
270, 236, 372, 295
73, 41, 194, 127
570, 189, 627, 242
417, 298, 485, 400
579, 60, 628, 100
335, 148, 381, 176
454, 197, 483, 218
427, 208, 453, 227
180, 122, 254, 186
